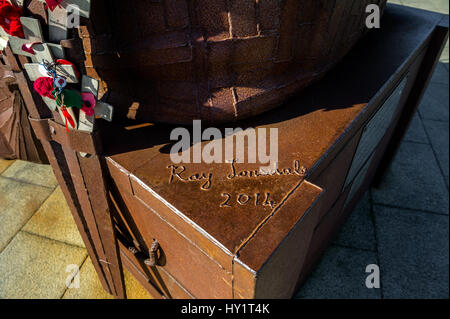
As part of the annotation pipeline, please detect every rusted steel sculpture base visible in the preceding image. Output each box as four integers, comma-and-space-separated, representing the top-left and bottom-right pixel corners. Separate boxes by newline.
86, 0, 387, 124
100, 6, 448, 298
1, 51, 47, 163
10, 2, 448, 299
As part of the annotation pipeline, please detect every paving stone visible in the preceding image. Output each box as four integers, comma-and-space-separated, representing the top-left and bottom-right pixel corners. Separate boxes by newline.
400, 0, 449, 13
0, 159, 15, 174
295, 245, 381, 299
403, 113, 428, 144
392, 0, 449, 62
23, 187, 85, 248
0, 177, 54, 252
374, 205, 449, 298
423, 119, 449, 180
1, 160, 58, 188
63, 257, 152, 299
433, 0, 449, 13
418, 82, 449, 122
62, 257, 114, 299
372, 141, 449, 214
0, 231, 87, 299
440, 39, 449, 64
334, 192, 377, 251
430, 62, 449, 85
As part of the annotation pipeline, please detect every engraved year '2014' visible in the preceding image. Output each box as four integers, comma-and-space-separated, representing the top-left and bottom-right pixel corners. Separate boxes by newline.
220, 192, 276, 209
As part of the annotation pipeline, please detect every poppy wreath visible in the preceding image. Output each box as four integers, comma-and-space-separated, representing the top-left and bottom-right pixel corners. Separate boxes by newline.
0, 1, 25, 38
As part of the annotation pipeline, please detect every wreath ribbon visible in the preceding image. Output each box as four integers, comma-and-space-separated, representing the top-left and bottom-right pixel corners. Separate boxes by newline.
60, 105, 75, 132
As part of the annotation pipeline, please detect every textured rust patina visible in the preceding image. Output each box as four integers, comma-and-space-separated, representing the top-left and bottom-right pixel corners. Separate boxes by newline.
101, 6, 448, 298
6, 1, 447, 299
85, 0, 387, 124
0, 53, 47, 163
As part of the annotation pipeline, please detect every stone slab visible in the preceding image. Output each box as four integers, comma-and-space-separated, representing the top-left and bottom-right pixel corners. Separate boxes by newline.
0, 177, 53, 251
374, 204, 449, 298
0, 231, 86, 299
1, 160, 57, 188
23, 187, 85, 247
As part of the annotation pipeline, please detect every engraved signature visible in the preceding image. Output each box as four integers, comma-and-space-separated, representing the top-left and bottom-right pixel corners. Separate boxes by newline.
167, 160, 306, 191
221, 192, 276, 209
227, 159, 307, 180
167, 165, 213, 190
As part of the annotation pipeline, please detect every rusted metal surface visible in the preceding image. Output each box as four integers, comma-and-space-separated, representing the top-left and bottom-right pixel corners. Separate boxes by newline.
28, 117, 103, 155
7, 2, 447, 300
373, 19, 450, 187
6, 1, 126, 298
108, 176, 234, 298
12, 69, 113, 294
118, 235, 194, 299
82, 0, 387, 124
0, 52, 47, 163
13, 69, 125, 297
144, 240, 160, 267
103, 6, 448, 298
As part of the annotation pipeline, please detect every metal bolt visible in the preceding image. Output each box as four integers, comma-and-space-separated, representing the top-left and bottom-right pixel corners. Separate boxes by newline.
144, 240, 160, 267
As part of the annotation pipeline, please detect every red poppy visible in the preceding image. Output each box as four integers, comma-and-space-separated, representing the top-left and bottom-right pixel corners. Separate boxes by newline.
0, 2, 25, 38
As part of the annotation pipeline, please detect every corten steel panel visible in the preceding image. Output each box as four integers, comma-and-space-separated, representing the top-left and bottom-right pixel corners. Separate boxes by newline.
373, 19, 450, 186
298, 47, 429, 285
82, 0, 387, 124
296, 186, 352, 288
112, 179, 234, 299
118, 238, 194, 299
233, 181, 324, 299
103, 6, 447, 298
0, 57, 47, 163
312, 130, 364, 222
0, 60, 14, 159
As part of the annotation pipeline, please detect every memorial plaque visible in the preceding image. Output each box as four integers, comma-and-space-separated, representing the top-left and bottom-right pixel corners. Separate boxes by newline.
78, 76, 97, 157
9, 38, 53, 61
46, 43, 65, 59
344, 75, 408, 188
20, 17, 44, 42
48, 6, 68, 43
46, 0, 91, 18
344, 153, 375, 207
94, 101, 113, 122
47, 0, 92, 42
24, 63, 78, 83
0, 27, 7, 38
41, 96, 57, 111
8, 17, 59, 63
10, 0, 24, 7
